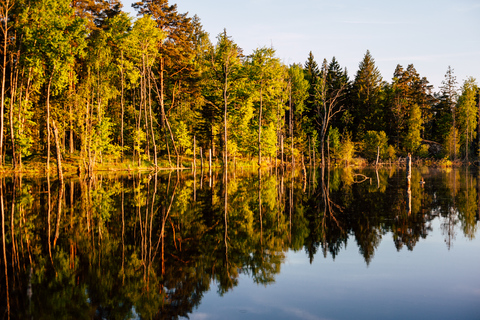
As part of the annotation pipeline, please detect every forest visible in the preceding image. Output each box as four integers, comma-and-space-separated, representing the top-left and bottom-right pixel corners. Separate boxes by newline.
0, 0, 479, 176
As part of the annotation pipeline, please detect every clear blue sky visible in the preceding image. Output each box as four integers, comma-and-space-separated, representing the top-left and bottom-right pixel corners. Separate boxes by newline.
121, 0, 479, 91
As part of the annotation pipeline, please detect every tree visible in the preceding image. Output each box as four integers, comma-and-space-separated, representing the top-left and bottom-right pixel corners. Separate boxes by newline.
404, 104, 423, 154
0, 0, 14, 167
303, 51, 320, 129
388, 64, 434, 150
314, 59, 346, 166
20, 0, 86, 176
288, 63, 309, 164
456, 77, 478, 161
246, 47, 286, 165
202, 30, 243, 166
127, 15, 165, 167
326, 57, 349, 130
440, 66, 458, 159
351, 50, 384, 138
362, 130, 388, 161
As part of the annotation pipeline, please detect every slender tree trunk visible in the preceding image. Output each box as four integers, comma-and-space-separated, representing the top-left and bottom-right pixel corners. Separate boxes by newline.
9, 54, 17, 169
308, 136, 312, 168
289, 79, 293, 167
209, 148, 212, 177
69, 70, 74, 155
453, 110, 456, 161
193, 136, 196, 171
120, 51, 125, 163
477, 95, 480, 159
0, 3, 9, 167
147, 66, 157, 168
160, 58, 165, 128
258, 81, 263, 167
281, 134, 284, 167
52, 120, 64, 182
224, 66, 228, 168
46, 74, 54, 172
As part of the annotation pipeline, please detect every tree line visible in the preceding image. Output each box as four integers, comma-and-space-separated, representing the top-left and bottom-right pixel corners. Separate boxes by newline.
0, 0, 479, 175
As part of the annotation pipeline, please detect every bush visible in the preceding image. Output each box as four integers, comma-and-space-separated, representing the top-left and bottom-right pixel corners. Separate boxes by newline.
338, 132, 355, 164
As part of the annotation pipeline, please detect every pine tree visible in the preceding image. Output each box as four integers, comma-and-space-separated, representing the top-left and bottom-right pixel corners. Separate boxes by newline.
351, 50, 384, 138
440, 66, 458, 160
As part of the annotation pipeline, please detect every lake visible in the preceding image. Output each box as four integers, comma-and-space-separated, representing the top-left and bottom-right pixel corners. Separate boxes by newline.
0, 166, 479, 319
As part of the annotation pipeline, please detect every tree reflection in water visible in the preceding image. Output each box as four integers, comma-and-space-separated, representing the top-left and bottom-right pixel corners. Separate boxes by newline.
0, 167, 478, 319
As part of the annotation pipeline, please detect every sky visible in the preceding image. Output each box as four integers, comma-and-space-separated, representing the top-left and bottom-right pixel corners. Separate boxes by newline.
121, 0, 480, 91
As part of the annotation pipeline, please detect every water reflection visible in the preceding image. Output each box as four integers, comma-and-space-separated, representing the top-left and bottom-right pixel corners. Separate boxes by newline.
0, 167, 479, 319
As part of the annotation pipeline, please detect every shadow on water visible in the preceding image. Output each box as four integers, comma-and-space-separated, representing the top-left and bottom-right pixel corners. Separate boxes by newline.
0, 166, 478, 319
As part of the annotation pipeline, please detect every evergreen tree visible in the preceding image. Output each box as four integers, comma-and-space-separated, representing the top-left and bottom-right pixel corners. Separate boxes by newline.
303, 51, 320, 121
326, 56, 349, 132
351, 50, 384, 138
314, 59, 346, 166
388, 64, 434, 151
440, 66, 458, 159
288, 63, 310, 160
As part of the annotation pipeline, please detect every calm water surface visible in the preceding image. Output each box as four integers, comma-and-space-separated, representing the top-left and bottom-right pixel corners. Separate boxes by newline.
0, 167, 479, 319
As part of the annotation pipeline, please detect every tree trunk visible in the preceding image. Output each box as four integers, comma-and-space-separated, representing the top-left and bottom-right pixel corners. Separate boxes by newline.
147, 66, 157, 168
120, 51, 125, 163
160, 57, 166, 128
209, 148, 212, 176
289, 79, 294, 167
281, 134, 284, 167
9, 55, 18, 169
52, 120, 64, 182
478, 94, 480, 158
0, 4, 9, 167
258, 82, 263, 166
224, 66, 228, 168
46, 74, 53, 172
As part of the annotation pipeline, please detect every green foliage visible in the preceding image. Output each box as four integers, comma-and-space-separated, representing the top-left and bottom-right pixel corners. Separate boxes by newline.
351, 50, 384, 137
174, 120, 193, 155
362, 130, 388, 161
328, 127, 341, 158
337, 132, 355, 163
6, 99, 35, 157
386, 145, 397, 160
443, 126, 460, 160
417, 144, 430, 158
1, 0, 478, 170
404, 104, 423, 154
456, 77, 478, 159
20, 0, 87, 90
